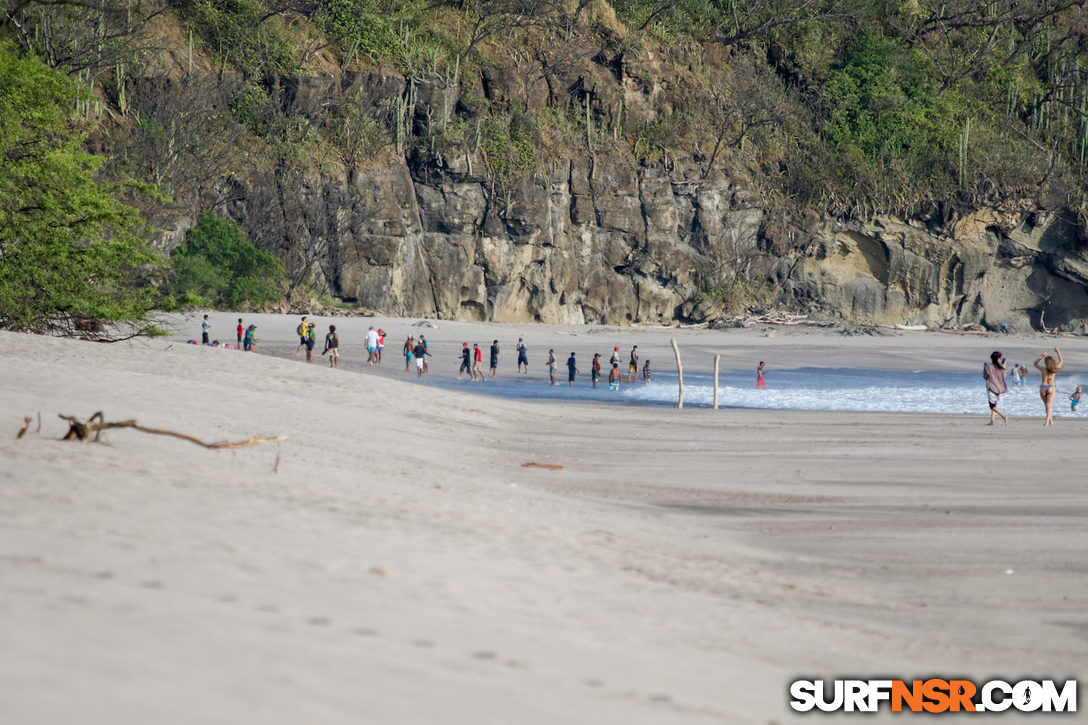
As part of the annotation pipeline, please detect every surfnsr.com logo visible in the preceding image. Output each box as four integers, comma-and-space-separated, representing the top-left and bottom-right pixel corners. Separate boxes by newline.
790, 679, 1077, 713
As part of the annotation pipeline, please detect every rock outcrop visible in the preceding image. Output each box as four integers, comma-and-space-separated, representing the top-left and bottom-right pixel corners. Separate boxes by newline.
114, 26, 1088, 332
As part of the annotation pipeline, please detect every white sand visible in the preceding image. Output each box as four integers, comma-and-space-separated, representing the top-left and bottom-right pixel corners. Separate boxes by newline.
1, 314, 1085, 724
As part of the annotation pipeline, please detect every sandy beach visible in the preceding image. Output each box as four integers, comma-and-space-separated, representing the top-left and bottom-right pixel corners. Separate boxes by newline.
1, 314, 1085, 723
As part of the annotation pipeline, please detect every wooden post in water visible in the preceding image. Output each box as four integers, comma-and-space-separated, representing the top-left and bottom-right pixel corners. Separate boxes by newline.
713, 353, 720, 410
670, 338, 684, 409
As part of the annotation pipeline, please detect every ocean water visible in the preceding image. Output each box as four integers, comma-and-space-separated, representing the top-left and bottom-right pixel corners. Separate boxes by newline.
421, 367, 1086, 418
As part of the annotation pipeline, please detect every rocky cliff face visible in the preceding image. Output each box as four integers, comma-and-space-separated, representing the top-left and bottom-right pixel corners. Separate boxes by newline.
776, 209, 1088, 331
116, 38, 1088, 332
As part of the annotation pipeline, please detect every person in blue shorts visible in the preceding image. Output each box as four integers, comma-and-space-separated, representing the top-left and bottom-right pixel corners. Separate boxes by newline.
567, 352, 578, 386
608, 362, 621, 391
517, 338, 529, 373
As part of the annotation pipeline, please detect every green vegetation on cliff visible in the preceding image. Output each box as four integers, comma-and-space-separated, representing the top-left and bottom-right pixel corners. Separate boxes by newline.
3, 1, 1088, 326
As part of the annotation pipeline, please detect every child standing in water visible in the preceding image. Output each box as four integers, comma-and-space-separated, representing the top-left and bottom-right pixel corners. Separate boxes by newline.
756, 361, 766, 389
591, 353, 601, 388
642, 359, 652, 383
1071, 386, 1082, 412
608, 362, 621, 391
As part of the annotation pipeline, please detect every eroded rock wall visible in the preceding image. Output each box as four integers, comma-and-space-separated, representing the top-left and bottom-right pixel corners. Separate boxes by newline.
118, 59, 1088, 331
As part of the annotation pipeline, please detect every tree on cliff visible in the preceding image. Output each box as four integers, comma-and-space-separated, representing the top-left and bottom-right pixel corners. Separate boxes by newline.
0, 41, 162, 337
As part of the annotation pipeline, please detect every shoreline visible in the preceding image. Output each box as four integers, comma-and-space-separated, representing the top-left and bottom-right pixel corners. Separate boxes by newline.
170, 312, 1088, 420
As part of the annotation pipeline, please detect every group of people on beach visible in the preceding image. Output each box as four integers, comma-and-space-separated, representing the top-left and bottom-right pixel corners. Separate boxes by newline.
984, 347, 1079, 426
201, 316, 1079, 423
293, 316, 344, 368
199, 315, 776, 390
538, 345, 653, 389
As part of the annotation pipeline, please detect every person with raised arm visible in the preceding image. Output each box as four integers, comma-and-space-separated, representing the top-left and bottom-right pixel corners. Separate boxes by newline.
1033, 347, 1064, 426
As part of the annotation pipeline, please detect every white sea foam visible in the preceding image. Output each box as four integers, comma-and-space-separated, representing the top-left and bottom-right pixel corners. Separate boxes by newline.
619, 368, 1086, 417
431, 367, 1086, 418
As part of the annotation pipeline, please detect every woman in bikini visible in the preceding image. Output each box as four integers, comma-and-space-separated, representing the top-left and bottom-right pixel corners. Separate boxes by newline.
1033, 347, 1063, 426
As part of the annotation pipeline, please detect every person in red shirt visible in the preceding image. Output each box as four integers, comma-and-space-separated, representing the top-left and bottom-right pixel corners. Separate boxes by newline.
472, 343, 483, 382
236, 318, 243, 347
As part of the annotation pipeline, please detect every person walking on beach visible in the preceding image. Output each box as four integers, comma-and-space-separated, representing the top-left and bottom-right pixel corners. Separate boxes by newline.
236, 318, 244, 347
591, 353, 601, 388
983, 351, 1008, 426
1034, 347, 1064, 426
608, 362, 621, 391
294, 317, 309, 356
546, 349, 557, 385
201, 314, 210, 345
365, 326, 379, 365
472, 343, 483, 382
420, 335, 429, 373
756, 361, 767, 389
516, 338, 529, 373
376, 329, 385, 365
567, 352, 579, 387
305, 324, 317, 363
1070, 385, 1082, 412
642, 359, 652, 383
413, 339, 427, 377
458, 342, 472, 381
323, 325, 340, 368
628, 346, 639, 382
243, 324, 257, 352
404, 335, 415, 372
489, 340, 499, 378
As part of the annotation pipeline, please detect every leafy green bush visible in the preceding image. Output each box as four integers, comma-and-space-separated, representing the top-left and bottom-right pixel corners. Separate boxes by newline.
0, 41, 162, 336
313, 0, 406, 64
166, 213, 286, 308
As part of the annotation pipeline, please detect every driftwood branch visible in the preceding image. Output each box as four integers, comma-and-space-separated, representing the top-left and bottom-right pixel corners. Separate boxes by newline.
16, 417, 31, 439
57, 411, 286, 449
